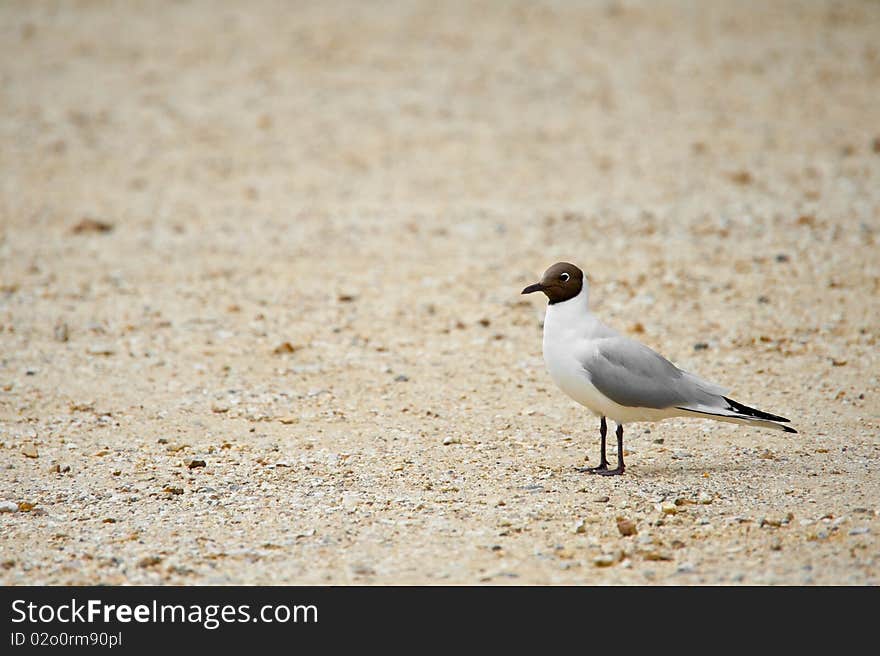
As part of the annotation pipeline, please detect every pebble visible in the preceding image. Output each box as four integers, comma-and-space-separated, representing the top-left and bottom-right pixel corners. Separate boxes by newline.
87, 344, 116, 356
72, 217, 113, 233
574, 519, 587, 534
593, 554, 616, 567
442, 436, 461, 445
616, 517, 638, 537
186, 459, 206, 469
0, 501, 18, 513
54, 322, 70, 342
593, 496, 610, 503
697, 492, 713, 504
660, 502, 678, 515
849, 527, 870, 536
21, 443, 39, 459
394, 374, 409, 382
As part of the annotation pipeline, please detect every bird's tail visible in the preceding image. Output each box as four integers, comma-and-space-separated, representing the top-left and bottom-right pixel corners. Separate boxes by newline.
676, 396, 797, 433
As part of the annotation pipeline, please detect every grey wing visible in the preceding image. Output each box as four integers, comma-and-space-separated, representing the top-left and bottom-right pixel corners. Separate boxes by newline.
585, 338, 720, 409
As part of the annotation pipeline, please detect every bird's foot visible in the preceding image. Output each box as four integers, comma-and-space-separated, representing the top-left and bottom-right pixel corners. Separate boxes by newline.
576, 463, 610, 474
596, 466, 625, 477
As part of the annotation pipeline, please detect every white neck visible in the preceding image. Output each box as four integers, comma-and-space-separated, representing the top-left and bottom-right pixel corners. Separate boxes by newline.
546, 284, 590, 320
542, 284, 611, 346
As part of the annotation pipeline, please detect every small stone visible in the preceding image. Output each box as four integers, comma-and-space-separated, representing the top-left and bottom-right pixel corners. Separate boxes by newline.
71, 217, 114, 234
163, 486, 184, 495
211, 402, 230, 413
849, 527, 870, 536
394, 374, 409, 382
277, 416, 298, 424
337, 294, 356, 303
661, 502, 678, 515
53, 464, 71, 473
643, 550, 673, 562
54, 322, 69, 342
272, 341, 300, 355
593, 495, 610, 503
21, 443, 38, 458
17, 502, 35, 512
760, 517, 782, 528
0, 501, 18, 513
616, 517, 638, 537
729, 170, 753, 185
442, 436, 461, 445
697, 492, 713, 504
138, 556, 162, 568
693, 342, 709, 351
186, 459, 206, 469
574, 519, 587, 534
775, 253, 790, 263
87, 344, 115, 356
757, 295, 770, 304
593, 554, 616, 567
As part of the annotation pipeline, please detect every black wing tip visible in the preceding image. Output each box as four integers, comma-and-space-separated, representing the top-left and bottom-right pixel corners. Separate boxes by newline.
722, 396, 791, 423
782, 425, 798, 434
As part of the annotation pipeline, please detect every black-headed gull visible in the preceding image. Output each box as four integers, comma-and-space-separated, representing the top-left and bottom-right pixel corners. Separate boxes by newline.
522, 262, 796, 476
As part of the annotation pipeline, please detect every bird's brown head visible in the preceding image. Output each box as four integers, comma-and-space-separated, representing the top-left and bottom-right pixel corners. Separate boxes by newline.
521, 262, 585, 304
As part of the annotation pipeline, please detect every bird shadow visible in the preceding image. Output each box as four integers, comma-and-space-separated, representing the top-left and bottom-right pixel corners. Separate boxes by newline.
626, 460, 754, 479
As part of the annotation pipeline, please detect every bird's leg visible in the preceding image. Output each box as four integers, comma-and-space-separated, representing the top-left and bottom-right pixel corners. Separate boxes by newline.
576, 416, 609, 473
598, 423, 626, 476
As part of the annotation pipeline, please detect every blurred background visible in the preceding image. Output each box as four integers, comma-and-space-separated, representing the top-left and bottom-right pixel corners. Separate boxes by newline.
0, 1, 878, 584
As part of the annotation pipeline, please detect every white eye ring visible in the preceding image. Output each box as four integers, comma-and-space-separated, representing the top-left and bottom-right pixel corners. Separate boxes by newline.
560, 272, 570, 282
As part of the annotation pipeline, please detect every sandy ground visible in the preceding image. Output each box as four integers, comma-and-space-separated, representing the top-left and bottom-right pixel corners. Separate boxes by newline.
1, 0, 878, 585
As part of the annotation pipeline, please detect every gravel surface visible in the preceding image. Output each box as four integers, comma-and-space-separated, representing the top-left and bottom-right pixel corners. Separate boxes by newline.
1, 0, 878, 585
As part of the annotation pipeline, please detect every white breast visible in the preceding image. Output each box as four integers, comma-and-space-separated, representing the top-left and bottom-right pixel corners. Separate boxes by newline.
542, 321, 609, 417
541, 290, 610, 416
541, 289, 673, 424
